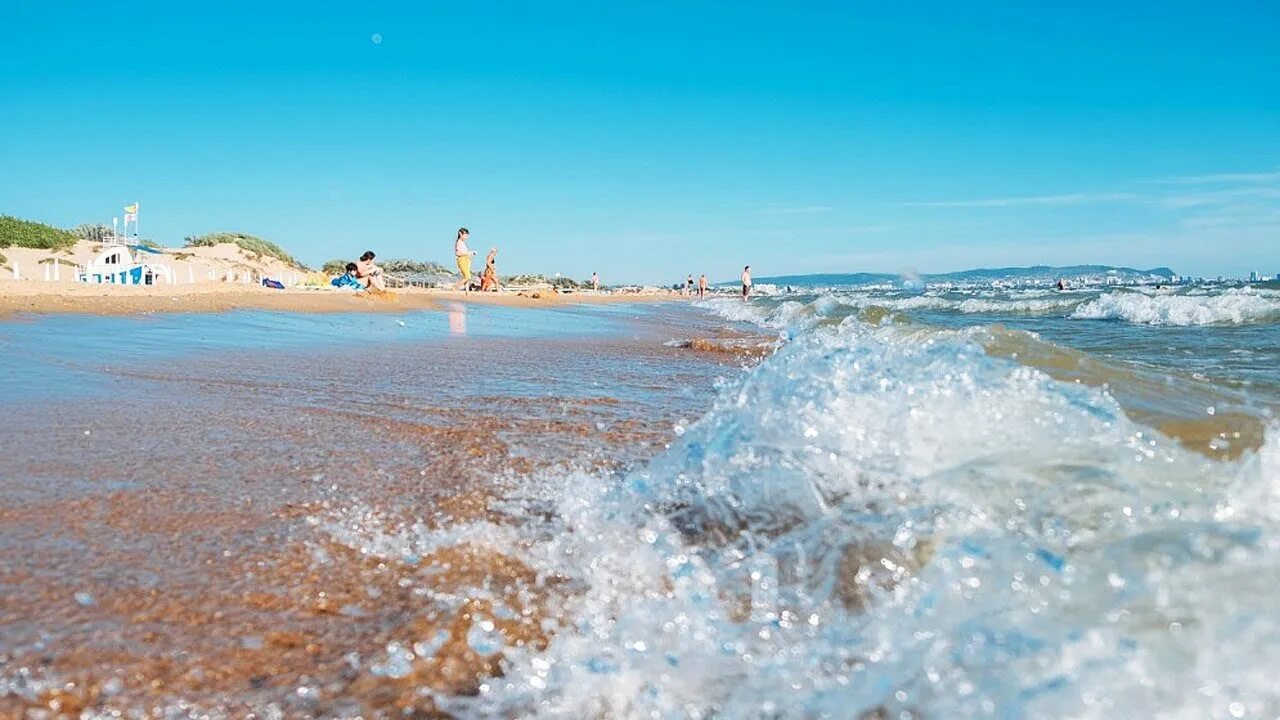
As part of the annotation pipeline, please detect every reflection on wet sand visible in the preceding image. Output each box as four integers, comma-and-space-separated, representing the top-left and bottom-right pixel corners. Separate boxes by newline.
0, 314, 733, 717
447, 302, 467, 336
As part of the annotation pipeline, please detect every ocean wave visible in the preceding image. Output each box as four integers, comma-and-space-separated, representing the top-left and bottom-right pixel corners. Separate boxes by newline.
387, 317, 1280, 718
1070, 288, 1280, 326
701, 293, 1085, 328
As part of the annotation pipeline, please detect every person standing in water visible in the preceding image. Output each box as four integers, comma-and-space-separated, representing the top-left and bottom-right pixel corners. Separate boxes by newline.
453, 227, 477, 292
741, 265, 752, 300
591, 272, 600, 292
698, 273, 708, 298
686, 274, 694, 296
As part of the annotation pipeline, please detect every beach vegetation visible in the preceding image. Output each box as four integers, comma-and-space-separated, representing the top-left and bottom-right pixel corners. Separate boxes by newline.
381, 258, 453, 276
324, 257, 454, 277
0, 215, 78, 251
506, 273, 583, 289
71, 223, 112, 242
184, 232, 307, 269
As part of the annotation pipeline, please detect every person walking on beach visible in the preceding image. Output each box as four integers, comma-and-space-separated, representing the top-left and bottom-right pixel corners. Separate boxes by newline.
356, 251, 385, 291
591, 272, 600, 292
741, 265, 752, 300
686, 274, 694, 297
454, 227, 477, 292
480, 246, 501, 292
698, 273, 708, 298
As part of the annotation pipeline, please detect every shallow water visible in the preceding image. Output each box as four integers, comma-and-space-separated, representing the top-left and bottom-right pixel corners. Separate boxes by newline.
3, 291, 1279, 718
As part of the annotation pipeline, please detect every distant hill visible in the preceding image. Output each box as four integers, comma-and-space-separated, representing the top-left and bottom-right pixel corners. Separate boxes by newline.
743, 264, 1177, 287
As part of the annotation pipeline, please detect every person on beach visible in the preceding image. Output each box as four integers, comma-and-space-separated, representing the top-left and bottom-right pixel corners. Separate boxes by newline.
480, 247, 501, 292
356, 251, 385, 291
698, 274, 708, 298
454, 227, 477, 292
741, 265, 752, 300
591, 272, 600, 292
331, 262, 365, 291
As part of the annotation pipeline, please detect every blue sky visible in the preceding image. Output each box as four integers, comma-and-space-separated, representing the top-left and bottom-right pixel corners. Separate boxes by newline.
2, 1, 1277, 283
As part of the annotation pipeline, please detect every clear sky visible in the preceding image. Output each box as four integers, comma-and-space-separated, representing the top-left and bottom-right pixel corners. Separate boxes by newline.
2, 1, 1277, 283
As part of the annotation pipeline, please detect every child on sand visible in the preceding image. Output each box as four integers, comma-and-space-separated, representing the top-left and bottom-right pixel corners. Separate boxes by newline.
331, 262, 365, 291
480, 247, 501, 291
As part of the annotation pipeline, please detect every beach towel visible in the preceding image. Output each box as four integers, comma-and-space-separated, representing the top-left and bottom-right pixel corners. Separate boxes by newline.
262, 278, 285, 289
331, 274, 365, 291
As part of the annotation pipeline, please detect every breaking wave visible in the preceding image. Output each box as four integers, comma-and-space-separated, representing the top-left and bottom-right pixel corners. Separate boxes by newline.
324, 309, 1280, 718
1070, 288, 1280, 326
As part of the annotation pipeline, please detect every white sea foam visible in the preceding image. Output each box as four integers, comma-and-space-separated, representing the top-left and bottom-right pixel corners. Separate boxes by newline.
369, 316, 1280, 718
1071, 288, 1280, 326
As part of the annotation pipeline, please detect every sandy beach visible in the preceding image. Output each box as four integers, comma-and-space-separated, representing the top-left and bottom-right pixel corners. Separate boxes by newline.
0, 302, 740, 717
0, 281, 682, 318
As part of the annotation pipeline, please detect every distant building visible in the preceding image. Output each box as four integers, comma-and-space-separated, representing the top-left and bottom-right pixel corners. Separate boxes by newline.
1250, 271, 1259, 282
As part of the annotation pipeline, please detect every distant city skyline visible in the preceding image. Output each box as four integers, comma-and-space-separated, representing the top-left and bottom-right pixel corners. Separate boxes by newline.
2, 2, 1277, 284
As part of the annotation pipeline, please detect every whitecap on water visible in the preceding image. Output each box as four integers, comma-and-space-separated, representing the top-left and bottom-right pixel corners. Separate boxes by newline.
440, 314, 1280, 718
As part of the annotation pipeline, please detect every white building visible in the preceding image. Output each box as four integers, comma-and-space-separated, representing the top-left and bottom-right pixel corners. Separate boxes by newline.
81, 241, 173, 285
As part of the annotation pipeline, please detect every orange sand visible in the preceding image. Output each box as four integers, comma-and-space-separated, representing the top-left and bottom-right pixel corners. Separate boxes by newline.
0, 283, 683, 317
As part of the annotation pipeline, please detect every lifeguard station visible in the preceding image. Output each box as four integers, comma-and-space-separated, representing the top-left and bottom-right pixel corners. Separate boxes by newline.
81, 240, 172, 285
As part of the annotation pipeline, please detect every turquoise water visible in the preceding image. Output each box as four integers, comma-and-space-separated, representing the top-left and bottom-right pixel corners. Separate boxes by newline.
0, 304, 654, 401
403, 285, 1280, 718
4, 292, 1279, 718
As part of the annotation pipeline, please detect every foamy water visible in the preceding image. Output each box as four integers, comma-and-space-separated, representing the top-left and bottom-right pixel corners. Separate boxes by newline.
729, 285, 1280, 328
4, 291, 1278, 717
319, 304, 1280, 718
1071, 287, 1280, 326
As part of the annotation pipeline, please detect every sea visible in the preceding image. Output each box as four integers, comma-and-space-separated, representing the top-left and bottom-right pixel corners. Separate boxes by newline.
1, 282, 1279, 718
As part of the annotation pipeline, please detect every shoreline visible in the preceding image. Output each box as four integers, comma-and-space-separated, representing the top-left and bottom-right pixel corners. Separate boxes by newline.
0, 283, 685, 318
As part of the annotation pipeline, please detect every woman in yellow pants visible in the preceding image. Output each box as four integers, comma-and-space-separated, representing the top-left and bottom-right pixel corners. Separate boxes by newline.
453, 227, 477, 291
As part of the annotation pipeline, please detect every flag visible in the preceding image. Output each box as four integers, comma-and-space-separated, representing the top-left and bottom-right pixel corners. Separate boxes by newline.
123, 203, 138, 214
124, 213, 137, 222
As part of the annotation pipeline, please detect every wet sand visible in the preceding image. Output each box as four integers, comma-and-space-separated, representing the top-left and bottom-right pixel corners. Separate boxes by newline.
0, 283, 684, 318
0, 306, 749, 717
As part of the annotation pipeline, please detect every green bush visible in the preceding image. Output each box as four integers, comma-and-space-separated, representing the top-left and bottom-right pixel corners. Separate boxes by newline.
322, 258, 349, 275
380, 258, 453, 275
184, 232, 306, 269
0, 215, 77, 250
71, 223, 112, 242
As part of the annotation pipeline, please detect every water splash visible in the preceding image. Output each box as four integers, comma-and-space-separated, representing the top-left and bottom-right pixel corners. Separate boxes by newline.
438, 314, 1280, 718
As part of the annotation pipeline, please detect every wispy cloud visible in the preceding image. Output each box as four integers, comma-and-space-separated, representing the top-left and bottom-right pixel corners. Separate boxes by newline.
898, 192, 1141, 208
1159, 186, 1280, 208
761, 205, 833, 215
1145, 169, 1280, 185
